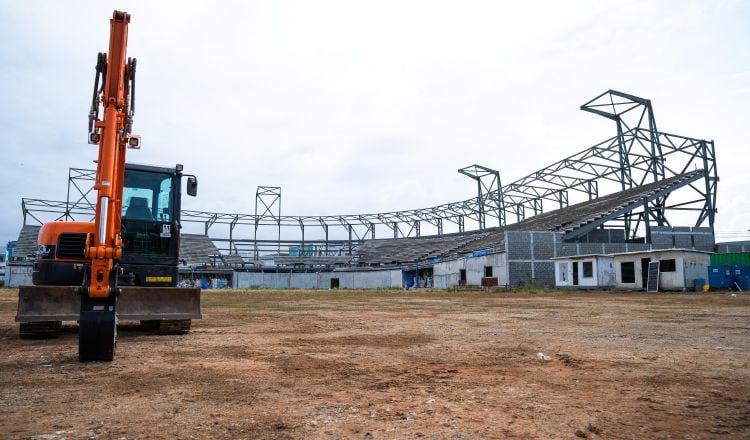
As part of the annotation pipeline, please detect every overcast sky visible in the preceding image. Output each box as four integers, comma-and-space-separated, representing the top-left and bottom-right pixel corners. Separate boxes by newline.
2, 0, 749, 248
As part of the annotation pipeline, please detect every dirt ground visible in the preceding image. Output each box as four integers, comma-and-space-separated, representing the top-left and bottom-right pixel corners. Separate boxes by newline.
1, 288, 749, 439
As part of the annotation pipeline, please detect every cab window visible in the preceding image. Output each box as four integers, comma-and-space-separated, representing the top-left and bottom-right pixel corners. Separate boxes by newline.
122, 170, 173, 222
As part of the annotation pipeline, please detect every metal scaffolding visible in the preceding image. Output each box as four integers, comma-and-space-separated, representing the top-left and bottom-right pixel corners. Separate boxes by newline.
458, 164, 504, 230
19, 90, 718, 260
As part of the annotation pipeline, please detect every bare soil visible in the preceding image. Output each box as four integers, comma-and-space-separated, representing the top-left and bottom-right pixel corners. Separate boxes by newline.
1, 288, 749, 439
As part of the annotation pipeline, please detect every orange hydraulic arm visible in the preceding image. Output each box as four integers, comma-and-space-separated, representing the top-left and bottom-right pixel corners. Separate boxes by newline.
77, 10, 140, 361
84, 10, 138, 298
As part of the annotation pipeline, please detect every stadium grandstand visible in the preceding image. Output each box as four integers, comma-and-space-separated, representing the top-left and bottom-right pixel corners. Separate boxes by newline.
12, 90, 719, 288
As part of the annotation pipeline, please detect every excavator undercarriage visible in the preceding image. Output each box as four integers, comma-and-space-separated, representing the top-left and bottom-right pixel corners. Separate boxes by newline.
17, 286, 201, 336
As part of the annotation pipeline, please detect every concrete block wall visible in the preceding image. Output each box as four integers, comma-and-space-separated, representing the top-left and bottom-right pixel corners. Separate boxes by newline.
577, 243, 604, 255
506, 232, 532, 260
603, 243, 627, 254
691, 227, 715, 251
508, 262, 533, 285
573, 228, 626, 243
652, 241, 672, 250
532, 232, 556, 259
626, 243, 652, 253
717, 241, 750, 253
673, 226, 693, 248
585, 229, 611, 243
506, 231, 559, 286
534, 262, 555, 284
652, 226, 674, 247
558, 244, 579, 257
610, 229, 626, 243
651, 226, 715, 251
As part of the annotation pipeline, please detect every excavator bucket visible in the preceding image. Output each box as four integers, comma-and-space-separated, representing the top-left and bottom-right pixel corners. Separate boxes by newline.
16, 285, 201, 337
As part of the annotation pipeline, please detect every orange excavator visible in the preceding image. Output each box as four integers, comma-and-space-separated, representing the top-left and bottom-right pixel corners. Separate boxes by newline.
16, 11, 201, 361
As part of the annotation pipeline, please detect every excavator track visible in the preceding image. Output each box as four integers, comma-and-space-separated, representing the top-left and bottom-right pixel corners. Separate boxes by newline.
140, 319, 192, 334
19, 321, 62, 339
157, 320, 192, 334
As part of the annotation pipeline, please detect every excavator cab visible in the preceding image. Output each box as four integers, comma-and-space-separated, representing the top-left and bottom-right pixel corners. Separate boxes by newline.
119, 163, 184, 287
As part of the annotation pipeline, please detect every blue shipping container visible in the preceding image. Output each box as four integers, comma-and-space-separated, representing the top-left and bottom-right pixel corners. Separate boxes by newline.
736, 276, 750, 291
708, 265, 733, 289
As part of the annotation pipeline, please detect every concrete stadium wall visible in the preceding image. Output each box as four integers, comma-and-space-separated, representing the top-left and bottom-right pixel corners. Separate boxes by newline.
233, 269, 403, 289
7, 264, 33, 287
433, 253, 507, 289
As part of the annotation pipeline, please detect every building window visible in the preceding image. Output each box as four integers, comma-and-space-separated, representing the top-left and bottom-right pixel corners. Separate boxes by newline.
582, 261, 593, 278
621, 262, 635, 283
484, 266, 493, 277
660, 259, 676, 273
558, 262, 568, 282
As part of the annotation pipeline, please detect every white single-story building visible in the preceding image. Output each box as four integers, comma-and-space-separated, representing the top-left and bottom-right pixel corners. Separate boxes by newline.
612, 248, 711, 291
552, 254, 616, 288
552, 249, 711, 291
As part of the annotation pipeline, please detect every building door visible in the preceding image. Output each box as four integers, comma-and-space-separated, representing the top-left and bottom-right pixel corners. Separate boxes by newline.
330, 278, 339, 289
572, 262, 579, 286
640, 258, 650, 289
459, 269, 467, 286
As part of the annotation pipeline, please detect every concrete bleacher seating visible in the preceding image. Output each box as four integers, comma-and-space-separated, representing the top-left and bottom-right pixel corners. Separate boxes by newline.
220, 253, 246, 267
13, 224, 42, 260
273, 256, 353, 266
356, 171, 702, 266
508, 171, 702, 234
356, 233, 488, 265
179, 234, 221, 267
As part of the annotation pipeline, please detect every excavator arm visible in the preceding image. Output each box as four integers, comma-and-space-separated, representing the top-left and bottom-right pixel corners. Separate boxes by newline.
79, 10, 140, 361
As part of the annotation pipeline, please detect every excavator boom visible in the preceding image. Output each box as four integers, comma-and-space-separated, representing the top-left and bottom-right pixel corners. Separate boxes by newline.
76, 10, 136, 361
88, 10, 131, 298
